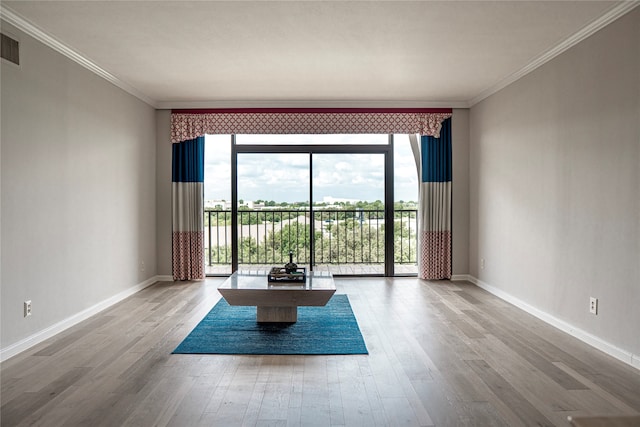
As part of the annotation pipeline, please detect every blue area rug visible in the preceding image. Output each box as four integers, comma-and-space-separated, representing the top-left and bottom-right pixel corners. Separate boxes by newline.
173, 294, 368, 355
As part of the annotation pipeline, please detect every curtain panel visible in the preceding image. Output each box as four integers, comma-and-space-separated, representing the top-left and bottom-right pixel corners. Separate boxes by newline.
172, 137, 205, 281
171, 109, 452, 142
419, 118, 452, 280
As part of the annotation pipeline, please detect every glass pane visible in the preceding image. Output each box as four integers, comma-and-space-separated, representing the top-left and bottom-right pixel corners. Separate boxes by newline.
393, 135, 418, 275
204, 135, 232, 275
313, 153, 385, 275
205, 135, 232, 205
235, 134, 388, 145
237, 153, 311, 270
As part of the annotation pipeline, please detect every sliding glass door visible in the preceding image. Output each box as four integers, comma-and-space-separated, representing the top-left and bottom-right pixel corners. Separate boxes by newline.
236, 153, 310, 271
232, 135, 394, 276
204, 134, 418, 276
312, 153, 386, 274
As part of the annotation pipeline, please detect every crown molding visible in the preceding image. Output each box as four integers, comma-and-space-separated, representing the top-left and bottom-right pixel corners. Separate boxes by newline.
156, 99, 470, 110
468, 1, 640, 107
0, 5, 158, 108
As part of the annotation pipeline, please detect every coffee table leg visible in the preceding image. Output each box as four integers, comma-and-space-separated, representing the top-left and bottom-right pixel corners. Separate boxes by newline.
257, 306, 297, 322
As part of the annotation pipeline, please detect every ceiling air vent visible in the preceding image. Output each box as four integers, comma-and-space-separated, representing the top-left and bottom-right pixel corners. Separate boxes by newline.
1, 33, 20, 66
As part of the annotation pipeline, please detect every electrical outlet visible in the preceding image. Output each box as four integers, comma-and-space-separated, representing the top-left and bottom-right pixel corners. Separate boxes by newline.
24, 300, 32, 317
140, 260, 145, 272
589, 297, 598, 315
480, 258, 485, 269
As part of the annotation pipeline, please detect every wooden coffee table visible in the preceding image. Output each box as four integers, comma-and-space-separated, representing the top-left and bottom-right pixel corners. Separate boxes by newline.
217, 271, 336, 323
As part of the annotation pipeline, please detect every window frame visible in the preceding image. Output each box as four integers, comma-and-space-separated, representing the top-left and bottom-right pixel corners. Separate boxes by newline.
231, 134, 395, 276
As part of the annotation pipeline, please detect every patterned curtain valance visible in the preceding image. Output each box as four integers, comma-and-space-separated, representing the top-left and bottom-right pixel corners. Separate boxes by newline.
170, 109, 452, 143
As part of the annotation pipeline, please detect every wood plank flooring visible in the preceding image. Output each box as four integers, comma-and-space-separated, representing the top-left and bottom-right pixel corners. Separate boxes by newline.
2, 278, 640, 426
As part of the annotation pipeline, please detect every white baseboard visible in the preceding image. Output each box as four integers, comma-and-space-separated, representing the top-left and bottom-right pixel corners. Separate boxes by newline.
468, 275, 640, 372
632, 354, 640, 370
451, 274, 473, 282
0, 275, 164, 363
155, 275, 174, 282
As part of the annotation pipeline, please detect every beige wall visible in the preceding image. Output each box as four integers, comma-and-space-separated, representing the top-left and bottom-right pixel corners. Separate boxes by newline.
156, 110, 173, 276
469, 9, 639, 357
1, 22, 157, 350
452, 109, 470, 276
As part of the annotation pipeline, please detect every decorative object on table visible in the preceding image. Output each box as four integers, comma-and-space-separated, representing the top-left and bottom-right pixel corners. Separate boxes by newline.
268, 251, 306, 282
284, 250, 297, 272
268, 267, 306, 282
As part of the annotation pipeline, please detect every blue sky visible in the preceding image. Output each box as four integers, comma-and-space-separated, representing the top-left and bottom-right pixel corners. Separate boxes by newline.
204, 135, 418, 203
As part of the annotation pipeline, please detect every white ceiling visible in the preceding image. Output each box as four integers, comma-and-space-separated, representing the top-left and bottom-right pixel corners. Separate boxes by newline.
2, 1, 637, 108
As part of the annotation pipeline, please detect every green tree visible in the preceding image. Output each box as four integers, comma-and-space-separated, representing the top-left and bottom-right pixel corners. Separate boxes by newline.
237, 208, 260, 225
263, 221, 313, 264
206, 246, 231, 264
393, 220, 416, 263
203, 203, 419, 268
237, 237, 259, 263
315, 219, 385, 264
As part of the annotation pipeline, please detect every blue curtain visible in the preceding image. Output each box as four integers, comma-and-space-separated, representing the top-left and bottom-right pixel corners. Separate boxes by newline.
172, 136, 205, 280
419, 118, 452, 279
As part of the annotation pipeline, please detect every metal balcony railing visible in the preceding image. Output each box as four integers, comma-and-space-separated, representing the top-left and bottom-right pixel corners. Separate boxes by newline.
204, 209, 417, 268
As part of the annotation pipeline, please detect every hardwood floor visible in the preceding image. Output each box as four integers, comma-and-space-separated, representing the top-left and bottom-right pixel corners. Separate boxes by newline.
2, 278, 640, 426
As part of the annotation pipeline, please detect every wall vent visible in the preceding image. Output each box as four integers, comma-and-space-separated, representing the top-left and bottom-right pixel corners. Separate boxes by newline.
1, 33, 20, 65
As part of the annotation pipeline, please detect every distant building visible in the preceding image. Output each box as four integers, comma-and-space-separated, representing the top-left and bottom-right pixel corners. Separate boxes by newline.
245, 201, 265, 210
205, 199, 232, 210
